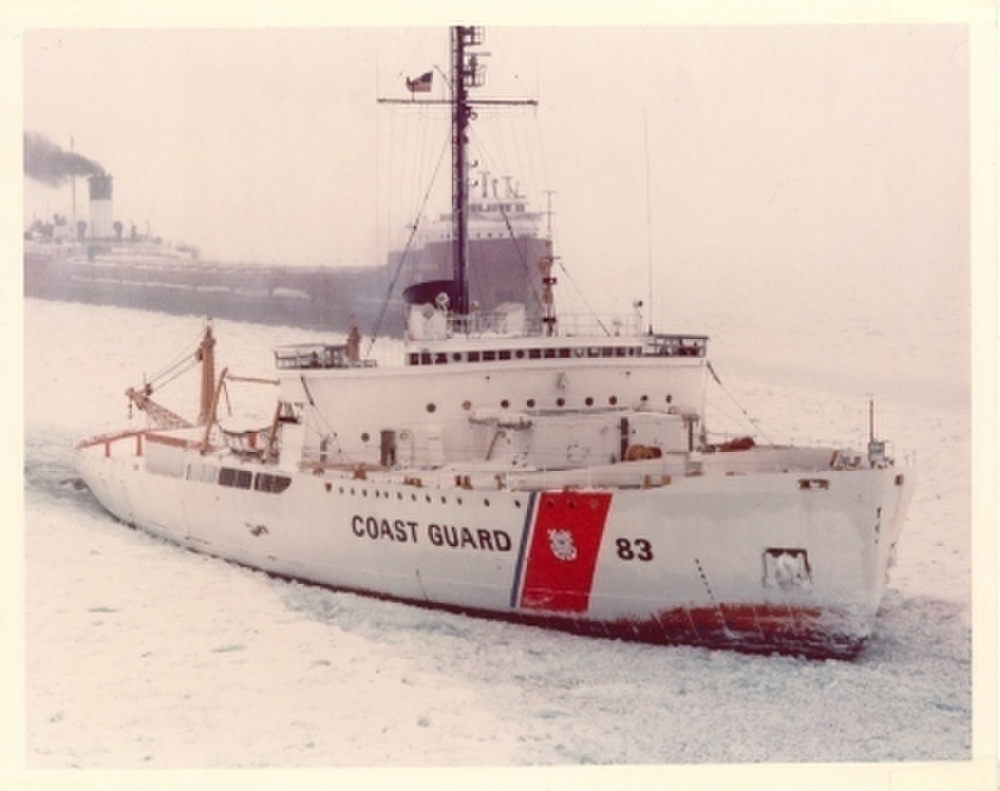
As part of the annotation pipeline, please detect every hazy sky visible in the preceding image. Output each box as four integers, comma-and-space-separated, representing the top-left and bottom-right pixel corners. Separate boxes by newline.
19, 17, 978, 333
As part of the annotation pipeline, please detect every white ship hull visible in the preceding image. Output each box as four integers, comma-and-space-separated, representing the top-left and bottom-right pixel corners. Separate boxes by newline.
76, 426, 914, 658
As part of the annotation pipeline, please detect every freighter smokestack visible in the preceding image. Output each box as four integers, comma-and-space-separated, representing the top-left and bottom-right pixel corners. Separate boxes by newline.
88, 173, 113, 239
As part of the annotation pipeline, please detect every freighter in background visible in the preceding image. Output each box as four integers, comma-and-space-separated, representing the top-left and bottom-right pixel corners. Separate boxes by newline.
23, 170, 548, 336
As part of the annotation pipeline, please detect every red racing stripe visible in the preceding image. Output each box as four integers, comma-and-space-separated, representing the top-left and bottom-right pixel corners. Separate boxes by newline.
518, 490, 612, 613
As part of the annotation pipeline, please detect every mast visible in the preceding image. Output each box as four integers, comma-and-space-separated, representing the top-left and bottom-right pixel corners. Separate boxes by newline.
451, 27, 478, 316
197, 322, 216, 426
70, 136, 76, 230
540, 189, 558, 336
379, 27, 537, 320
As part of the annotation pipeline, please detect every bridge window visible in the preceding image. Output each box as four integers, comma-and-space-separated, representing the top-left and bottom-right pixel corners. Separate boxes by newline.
253, 473, 291, 494
219, 467, 252, 490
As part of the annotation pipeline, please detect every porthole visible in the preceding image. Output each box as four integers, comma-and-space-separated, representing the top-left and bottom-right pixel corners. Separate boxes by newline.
526, 398, 536, 408
426, 403, 436, 413
585, 397, 594, 407
556, 397, 565, 407
640, 394, 649, 403
515, 349, 525, 359
462, 400, 472, 411
452, 352, 463, 362
361, 432, 370, 442
666, 394, 673, 404
501, 399, 510, 409
609, 396, 618, 406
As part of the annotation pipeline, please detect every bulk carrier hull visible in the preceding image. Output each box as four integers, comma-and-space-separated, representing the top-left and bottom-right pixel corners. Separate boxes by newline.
23, 244, 401, 333
25, 176, 546, 334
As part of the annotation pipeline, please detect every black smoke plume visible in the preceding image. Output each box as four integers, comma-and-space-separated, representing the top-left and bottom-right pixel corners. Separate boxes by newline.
24, 131, 104, 186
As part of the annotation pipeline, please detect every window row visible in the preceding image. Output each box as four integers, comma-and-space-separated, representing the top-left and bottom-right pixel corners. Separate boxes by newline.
207, 466, 292, 494
408, 345, 643, 367
419, 393, 673, 414
333, 484, 522, 510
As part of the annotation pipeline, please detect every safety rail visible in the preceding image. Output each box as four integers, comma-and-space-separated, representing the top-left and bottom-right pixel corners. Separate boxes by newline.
643, 334, 708, 358
445, 311, 645, 339
75, 428, 146, 452
273, 343, 378, 371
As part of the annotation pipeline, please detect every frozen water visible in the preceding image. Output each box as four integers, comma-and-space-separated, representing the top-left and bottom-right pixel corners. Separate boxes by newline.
20, 296, 973, 772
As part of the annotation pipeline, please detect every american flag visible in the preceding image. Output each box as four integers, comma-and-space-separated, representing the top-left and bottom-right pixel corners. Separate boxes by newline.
406, 71, 433, 93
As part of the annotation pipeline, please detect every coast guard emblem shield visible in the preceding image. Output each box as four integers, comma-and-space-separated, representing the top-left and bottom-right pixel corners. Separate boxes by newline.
547, 528, 578, 561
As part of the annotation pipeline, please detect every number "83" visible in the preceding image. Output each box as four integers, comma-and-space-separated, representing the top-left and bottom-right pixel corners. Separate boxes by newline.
615, 537, 654, 562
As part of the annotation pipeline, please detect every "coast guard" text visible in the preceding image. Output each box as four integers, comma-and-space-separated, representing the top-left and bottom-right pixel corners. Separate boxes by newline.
350, 514, 512, 552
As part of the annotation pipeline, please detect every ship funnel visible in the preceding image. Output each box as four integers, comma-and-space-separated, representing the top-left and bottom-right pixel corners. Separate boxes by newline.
88, 173, 114, 239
